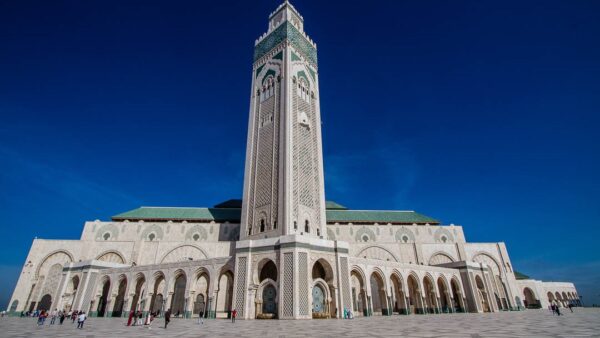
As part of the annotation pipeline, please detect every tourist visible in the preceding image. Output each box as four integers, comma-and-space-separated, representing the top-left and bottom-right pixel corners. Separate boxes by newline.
555, 305, 561, 316
197, 312, 204, 325
127, 310, 134, 326
37, 310, 45, 325
231, 308, 237, 323
164, 308, 171, 329
568, 303, 574, 313
59, 311, 66, 324
145, 311, 152, 326
77, 311, 86, 329
137, 311, 144, 325
147, 312, 155, 329
50, 309, 57, 324
72, 310, 78, 323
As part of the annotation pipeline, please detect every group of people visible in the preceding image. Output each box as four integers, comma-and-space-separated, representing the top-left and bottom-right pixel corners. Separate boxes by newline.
20, 309, 87, 328
549, 303, 575, 316
126, 310, 158, 328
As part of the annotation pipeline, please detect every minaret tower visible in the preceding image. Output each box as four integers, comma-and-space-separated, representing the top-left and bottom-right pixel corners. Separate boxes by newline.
233, 2, 350, 321
240, 1, 326, 241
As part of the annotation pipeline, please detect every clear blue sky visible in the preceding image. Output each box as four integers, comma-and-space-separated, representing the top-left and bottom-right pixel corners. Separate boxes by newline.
1, 0, 599, 308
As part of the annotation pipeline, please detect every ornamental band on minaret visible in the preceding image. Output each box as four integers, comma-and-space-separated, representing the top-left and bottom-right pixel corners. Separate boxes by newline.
5, 0, 579, 322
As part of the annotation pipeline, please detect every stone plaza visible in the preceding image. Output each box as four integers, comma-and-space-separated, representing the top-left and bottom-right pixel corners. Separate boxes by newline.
1, 308, 599, 337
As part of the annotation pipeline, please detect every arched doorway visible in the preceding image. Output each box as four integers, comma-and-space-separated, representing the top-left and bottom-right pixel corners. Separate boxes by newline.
311, 259, 335, 318
256, 259, 278, 318
65, 276, 80, 312
170, 273, 187, 317
547, 292, 555, 305
437, 278, 451, 313
112, 277, 127, 317
194, 294, 205, 317
262, 285, 277, 316
193, 272, 209, 317
407, 274, 421, 314
475, 276, 490, 312
37, 294, 52, 311
450, 278, 464, 312
350, 270, 367, 316
472, 254, 508, 310
97, 279, 110, 317
150, 273, 165, 314
423, 276, 437, 314
391, 274, 407, 314
370, 272, 387, 315
130, 276, 146, 312
215, 271, 234, 318
523, 288, 540, 309
152, 294, 164, 314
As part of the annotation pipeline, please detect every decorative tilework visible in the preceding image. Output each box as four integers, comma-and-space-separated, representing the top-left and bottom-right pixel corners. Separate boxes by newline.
283, 253, 294, 317
298, 252, 308, 316
254, 22, 317, 66
235, 257, 247, 317
340, 257, 351, 312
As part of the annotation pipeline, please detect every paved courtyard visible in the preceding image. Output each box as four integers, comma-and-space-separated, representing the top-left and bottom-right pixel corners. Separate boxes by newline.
1, 309, 599, 338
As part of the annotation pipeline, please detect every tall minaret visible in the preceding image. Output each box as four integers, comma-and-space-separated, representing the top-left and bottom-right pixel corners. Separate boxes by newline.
240, 1, 326, 241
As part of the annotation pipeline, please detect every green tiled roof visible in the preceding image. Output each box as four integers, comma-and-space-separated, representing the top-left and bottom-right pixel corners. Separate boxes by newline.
326, 210, 438, 224
325, 201, 347, 210
112, 207, 241, 222
112, 205, 439, 225
514, 271, 531, 280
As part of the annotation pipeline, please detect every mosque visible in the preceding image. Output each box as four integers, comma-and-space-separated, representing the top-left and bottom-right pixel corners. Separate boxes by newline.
7, 1, 579, 319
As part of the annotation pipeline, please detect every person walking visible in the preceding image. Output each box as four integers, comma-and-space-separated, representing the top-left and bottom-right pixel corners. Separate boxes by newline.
231, 309, 237, 323
164, 309, 171, 329
59, 311, 66, 325
197, 312, 204, 325
50, 309, 57, 325
147, 312, 155, 329
77, 312, 86, 329
127, 310, 134, 326
137, 311, 144, 326
36, 310, 45, 325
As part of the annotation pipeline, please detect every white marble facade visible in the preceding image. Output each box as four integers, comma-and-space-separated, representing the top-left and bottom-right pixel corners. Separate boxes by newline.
6, 1, 578, 319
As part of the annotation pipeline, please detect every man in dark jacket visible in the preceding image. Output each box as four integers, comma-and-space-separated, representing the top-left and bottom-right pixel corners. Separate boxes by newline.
164, 309, 171, 329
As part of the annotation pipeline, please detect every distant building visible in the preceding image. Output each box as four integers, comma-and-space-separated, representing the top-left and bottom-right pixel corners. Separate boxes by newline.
7, 1, 578, 319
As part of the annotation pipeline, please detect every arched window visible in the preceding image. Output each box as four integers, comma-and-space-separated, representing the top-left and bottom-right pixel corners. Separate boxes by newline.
273, 221, 277, 229
103, 233, 111, 241
316, 228, 321, 237
305, 220, 310, 233
248, 225, 252, 236
294, 221, 297, 230
260, 219, 265, 232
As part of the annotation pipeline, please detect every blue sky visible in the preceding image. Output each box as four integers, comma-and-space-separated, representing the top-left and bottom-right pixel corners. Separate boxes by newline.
1, 0, 599, 308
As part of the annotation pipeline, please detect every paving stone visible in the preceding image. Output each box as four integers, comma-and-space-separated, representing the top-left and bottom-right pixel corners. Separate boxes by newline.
1, 309, 599, 337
